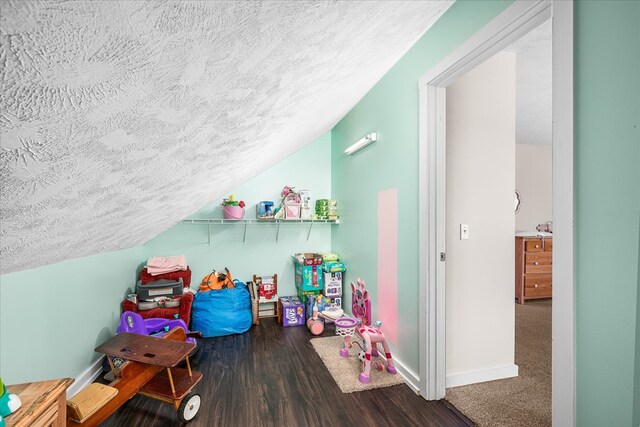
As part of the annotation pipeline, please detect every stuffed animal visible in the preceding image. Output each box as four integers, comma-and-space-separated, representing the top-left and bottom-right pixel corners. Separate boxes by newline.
0, 376, 22, 426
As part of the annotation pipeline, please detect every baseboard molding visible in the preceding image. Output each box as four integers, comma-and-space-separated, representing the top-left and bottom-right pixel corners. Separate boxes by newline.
377, 352, 420, 394
446, 364, 518, 388
67, 356, 105, 398
392, 356, 420, 394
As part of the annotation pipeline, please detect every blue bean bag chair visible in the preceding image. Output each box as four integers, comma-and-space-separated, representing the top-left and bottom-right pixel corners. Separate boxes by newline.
192, 280, 252, 337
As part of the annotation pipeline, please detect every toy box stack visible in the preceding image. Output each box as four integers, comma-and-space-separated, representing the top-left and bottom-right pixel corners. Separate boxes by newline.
293, 253, 324, 304
291, 252, 346, 323
322, 258, 346, 308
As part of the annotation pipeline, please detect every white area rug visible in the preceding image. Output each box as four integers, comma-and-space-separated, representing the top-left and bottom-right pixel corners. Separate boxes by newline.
310, 335, 404, 393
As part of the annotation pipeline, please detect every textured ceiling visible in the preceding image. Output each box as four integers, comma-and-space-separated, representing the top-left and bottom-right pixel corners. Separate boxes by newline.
0, 0, 452, 273
504, 19, 552, 145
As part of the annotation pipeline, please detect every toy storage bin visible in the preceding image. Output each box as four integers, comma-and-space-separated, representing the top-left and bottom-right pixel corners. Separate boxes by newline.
223, 205, 245, 219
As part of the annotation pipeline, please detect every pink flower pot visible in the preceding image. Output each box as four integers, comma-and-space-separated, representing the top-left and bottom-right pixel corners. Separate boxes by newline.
223, 205, 245, 219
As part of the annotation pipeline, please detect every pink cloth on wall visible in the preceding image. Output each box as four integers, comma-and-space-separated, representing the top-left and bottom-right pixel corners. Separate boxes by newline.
146, 255, 187, 276
377, 188, 398, 345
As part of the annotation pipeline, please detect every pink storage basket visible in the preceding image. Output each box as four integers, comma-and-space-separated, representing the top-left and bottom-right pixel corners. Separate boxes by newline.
223, 205, 245, 219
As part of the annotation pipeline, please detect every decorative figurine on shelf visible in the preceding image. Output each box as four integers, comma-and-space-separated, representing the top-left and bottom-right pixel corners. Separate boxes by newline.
222, 194, 246, 219
280, 186, 301, 219
0, 376, 22, 426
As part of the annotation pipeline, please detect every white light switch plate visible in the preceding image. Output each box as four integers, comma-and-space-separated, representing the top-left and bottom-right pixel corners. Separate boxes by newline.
460, 224, 470, 240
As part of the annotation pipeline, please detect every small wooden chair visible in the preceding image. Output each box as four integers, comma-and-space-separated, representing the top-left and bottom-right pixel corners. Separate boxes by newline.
253, 274, 279, 324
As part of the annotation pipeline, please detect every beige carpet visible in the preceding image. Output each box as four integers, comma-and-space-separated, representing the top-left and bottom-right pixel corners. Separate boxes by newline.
310, 335, 405, 393
446, 300, 552, 427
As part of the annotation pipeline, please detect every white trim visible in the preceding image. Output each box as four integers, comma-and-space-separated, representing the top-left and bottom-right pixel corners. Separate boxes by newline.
418, 1, 575, 425
390, 355, 420, 394
446, 364, 519, 389
66, 356, 105, 399
376, 350, 420, 393
551, 2, 575, 426
419, 1, 552, 88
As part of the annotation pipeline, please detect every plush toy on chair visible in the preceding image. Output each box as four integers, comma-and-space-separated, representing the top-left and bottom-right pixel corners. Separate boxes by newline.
0, 376, 21, 427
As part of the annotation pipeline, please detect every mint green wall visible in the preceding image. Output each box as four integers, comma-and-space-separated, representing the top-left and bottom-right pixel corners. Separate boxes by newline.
575, 1, 640, 426
333, 0, 640, 424
144, 132, 332, 297
331, 0, 512, 372
0, 246, 142, 384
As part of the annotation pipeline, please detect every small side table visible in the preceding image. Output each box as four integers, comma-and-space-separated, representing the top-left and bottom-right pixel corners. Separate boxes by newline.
5, 378, 74, 427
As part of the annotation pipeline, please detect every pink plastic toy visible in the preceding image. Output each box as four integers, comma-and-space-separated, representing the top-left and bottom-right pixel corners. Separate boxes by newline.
306, 303, 325, 335
335, 278, 397, 384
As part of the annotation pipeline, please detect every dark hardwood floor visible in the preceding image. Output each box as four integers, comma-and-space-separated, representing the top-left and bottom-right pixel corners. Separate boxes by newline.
99, 319, 474, 426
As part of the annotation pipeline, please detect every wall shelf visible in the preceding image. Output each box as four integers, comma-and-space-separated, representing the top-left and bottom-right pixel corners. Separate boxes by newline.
181, 218, 339, 244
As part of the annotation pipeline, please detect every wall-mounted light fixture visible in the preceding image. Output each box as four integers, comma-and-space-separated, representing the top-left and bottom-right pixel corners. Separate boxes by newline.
344, 132, 377, 155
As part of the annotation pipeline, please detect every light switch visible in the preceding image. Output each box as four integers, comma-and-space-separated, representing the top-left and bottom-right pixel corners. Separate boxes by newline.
460, 224, 470, 240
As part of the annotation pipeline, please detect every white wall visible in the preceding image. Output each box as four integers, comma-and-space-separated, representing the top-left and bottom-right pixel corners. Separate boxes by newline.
445, 52, 517, 386
516, 143, 552, 231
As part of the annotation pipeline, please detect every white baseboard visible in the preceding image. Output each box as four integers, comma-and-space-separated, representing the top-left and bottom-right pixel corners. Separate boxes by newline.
391, 356, 420, 394
446, 364, 518, 388
67, 356, 105, 398
376, 351, 420, 394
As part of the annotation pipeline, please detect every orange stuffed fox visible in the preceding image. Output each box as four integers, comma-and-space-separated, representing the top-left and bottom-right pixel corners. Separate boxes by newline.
199, 268, 234, 292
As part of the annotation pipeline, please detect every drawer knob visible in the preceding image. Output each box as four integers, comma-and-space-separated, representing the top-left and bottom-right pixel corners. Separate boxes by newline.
534, 261, 539, 265
535, 244, 539, 248
534, 284, 539, 288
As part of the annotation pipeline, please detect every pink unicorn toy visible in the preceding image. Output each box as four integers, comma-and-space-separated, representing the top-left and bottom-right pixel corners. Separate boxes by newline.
334, 278, 397, 384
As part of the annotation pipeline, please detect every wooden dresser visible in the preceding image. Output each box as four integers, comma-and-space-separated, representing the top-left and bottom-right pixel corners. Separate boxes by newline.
5, 378, 73, 427
515, 236, 552, 304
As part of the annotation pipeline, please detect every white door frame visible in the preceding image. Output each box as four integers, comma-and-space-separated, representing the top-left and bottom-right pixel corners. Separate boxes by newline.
417, 1, 574, 426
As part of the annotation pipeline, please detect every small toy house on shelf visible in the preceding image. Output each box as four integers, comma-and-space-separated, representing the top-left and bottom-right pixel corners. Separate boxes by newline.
253, 274, 279, 323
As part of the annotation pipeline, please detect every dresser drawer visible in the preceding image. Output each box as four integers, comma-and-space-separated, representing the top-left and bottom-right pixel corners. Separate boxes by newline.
525, 240, 544, 252
525, 252, 552, 274
544, 239, 553, 252
524, 275, 552, 297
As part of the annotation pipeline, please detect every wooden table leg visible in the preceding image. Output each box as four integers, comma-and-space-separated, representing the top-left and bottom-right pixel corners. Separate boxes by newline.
185, 356, 192, 378
107, 355, 117, 378
166, 368, 176, 396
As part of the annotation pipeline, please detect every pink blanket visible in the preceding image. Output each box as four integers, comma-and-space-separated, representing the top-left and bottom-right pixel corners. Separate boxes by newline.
146, 255, 187, 276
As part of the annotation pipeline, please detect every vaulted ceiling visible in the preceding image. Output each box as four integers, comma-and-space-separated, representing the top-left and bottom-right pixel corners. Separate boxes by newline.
0, 0, 453, 273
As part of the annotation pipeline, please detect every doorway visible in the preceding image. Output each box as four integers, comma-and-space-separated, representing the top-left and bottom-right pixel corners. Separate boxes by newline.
443, 19, 553, 425
417, 1, 574, 426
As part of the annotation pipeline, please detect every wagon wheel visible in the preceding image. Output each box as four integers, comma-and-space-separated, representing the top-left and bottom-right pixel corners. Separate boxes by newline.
177, 393, 201, 423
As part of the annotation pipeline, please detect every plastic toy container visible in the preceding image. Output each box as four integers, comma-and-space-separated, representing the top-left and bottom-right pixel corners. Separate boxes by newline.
223, 205, 245, 219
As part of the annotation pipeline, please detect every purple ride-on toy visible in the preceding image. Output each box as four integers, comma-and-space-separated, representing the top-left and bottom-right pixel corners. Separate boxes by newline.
117, 311, 201, 353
